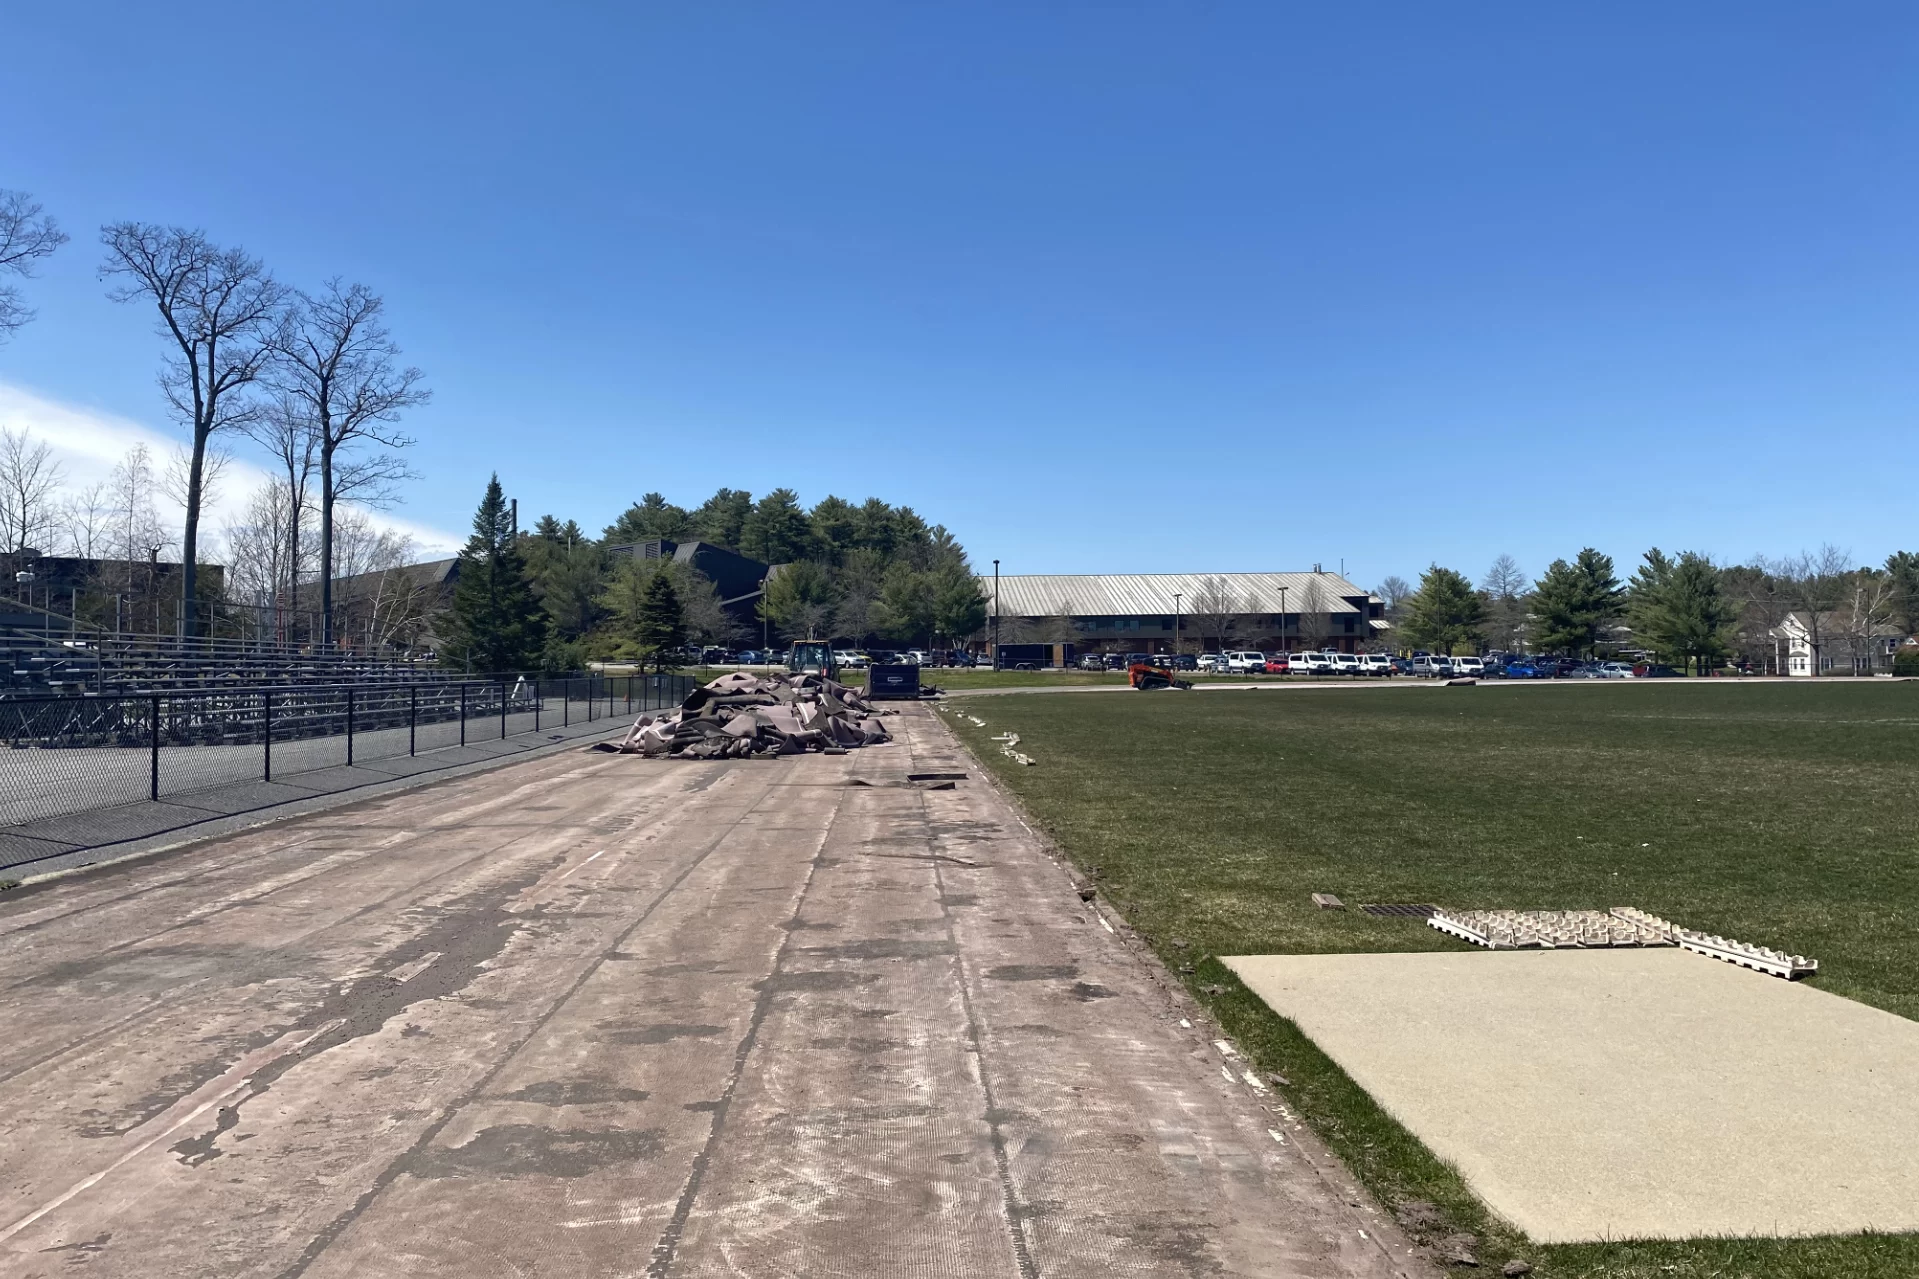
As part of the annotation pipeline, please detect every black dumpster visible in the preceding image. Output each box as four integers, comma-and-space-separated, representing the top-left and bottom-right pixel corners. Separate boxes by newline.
866, 664, 922, 701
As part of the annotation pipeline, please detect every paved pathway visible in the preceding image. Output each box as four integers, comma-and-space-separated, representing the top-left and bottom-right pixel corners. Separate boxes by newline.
0, 706, 1417, 1278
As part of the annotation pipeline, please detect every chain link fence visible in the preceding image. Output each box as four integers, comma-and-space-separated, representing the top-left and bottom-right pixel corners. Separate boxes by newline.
0, 674, 692, 868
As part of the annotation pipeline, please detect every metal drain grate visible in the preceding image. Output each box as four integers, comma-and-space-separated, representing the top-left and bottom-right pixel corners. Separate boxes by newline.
907, 772, 968, 781
1360, 903, 1439, 918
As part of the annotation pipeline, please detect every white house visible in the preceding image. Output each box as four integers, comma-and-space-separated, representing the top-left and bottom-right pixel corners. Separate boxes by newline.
1769, 611, 1904, 676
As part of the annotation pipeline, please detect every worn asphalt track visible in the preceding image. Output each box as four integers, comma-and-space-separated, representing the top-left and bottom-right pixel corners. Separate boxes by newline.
0, 704, 1418, 1278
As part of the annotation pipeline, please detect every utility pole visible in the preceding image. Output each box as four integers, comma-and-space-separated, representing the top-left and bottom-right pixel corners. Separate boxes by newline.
1173, 592, 1182, 658
1279, 585, 1289, 653
992, 559, 1001, 670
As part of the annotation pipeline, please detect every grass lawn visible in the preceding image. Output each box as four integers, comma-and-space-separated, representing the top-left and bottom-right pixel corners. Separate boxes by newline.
940, 681, 1919, 1279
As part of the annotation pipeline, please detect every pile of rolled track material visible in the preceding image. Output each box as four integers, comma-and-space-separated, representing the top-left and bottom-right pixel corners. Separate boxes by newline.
597, 670, 894, 759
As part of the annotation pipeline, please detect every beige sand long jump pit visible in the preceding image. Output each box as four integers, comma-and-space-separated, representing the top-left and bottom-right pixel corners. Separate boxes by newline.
1224, 948, 1919, 1243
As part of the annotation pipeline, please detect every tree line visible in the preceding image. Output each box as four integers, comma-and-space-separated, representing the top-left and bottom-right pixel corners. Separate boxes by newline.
0, 186, 428, 647
443, 483, 987, 673
1382, 545, 1919, 674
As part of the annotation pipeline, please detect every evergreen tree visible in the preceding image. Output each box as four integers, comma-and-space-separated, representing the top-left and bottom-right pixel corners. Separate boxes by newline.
873, 562, 937, 645
739, 488, 816, 564
1627, 549, 1735, 674
1886, 550, 1919, 635
1529, 548, 1623, 655
442, 475, 547, 672
1398, 565, 1485, 655
760, 559, 835, 640
690, 488, 754, 550
930, 561, 988, 645
809, 495, 860, 563
603, 492, 692, 545
633, 569, 686, 670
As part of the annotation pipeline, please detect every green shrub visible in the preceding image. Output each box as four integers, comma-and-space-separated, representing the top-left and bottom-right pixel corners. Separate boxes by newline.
1893, 650, 1919, 677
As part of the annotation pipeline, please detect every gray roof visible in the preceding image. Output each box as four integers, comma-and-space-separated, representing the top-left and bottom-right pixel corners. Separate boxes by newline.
980, 572, 1370, 617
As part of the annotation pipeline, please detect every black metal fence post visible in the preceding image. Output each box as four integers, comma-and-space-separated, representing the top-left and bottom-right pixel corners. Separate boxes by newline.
263, 690, 273, 783
409, 685, 418, 756
500, 680, 507, 740
150, 693, 161, 801
563, 678, 570, 728
346, 687, 355, 766
534, 680, 541, 732
459, 683, 467, 747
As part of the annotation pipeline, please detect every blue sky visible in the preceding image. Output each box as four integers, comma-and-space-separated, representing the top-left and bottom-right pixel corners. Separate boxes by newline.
3, 2, 1915, 589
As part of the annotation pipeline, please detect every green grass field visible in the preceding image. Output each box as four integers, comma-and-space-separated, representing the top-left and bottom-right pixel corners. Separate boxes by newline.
941, 681, 1919, 1279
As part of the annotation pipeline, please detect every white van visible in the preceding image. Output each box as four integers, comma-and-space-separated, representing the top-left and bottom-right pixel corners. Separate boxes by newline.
1292, 652, 1335, 676
1330, 653, 1363, 676
1359, 653, 1393, 677
1452, 656, 1486, 676
1224, 651, 1267, 673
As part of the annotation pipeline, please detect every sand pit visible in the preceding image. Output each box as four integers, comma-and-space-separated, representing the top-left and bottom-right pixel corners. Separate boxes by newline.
1224, 947, 1919, 1243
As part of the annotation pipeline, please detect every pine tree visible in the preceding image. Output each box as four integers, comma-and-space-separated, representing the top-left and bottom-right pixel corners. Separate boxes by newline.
1529, 548, 1623, 655
633, 569, 686, 670
1628, 549, 1735, 674
442, 475, 547, 672
1398, 566, 1485, 654
739, 488, 816, 564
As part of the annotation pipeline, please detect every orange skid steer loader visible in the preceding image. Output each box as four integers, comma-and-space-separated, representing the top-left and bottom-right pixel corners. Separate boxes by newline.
1128, 662, 1193, 691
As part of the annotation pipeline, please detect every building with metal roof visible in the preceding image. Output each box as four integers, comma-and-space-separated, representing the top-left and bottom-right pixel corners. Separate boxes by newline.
977, 571, 1388, 654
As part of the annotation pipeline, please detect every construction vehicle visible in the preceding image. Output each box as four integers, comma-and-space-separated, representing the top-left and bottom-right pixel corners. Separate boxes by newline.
1128, 661, 1192, 691
786, 641, 838, 677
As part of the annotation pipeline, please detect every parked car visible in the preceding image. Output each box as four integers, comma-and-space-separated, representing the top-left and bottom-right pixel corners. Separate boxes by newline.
1292, 652, 1336, 676
1599, 661, 1634, 678
1263, 655, 1290, 675
1197, 653, 1222, 671
1389, 657, 1415, 675
1077, 653, 1107, 671
1330, 653, 1364, 676
1451, 656, 1485, 677
1223, 650, 1267, 673
1410, 656, 1452, 677
837, 650, 871, 669
1166, 653, 1198, 670
1358, 653, 1393, 677
1633, 663, 1680, 678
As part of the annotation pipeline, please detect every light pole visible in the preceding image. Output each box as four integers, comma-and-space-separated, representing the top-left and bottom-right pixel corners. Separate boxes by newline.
1172, 592, 1181, 658
992, 559, 1000, 670
760, 577, 769, 662
1278, 585, 1289, 654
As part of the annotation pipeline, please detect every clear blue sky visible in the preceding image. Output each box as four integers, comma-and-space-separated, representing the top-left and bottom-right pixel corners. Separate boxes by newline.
4, 2, 1915, 589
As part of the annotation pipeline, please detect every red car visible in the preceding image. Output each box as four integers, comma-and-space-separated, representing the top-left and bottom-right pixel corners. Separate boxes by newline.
1263, 656, 1290, 675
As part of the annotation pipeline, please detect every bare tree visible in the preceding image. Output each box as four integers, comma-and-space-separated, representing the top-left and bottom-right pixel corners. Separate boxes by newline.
242, 395, 320, 639
1772, 545, 1852, 676
1296, 575, 1333, 649
0, 426, 65, 552
100, 445, 172, 633
1842, 570, 1897, 675
331, 509, 433, 653
100, 224, 284, 637
1187, 575, 1243, 653
221, 481, 304, 620
1481, 554, 1528, 651
273, 280, 429, 648
60, 481, 112, 559
0, 190, 68, 343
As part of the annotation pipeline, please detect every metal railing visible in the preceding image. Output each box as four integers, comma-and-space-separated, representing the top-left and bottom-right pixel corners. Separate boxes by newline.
0, 674, 693, 862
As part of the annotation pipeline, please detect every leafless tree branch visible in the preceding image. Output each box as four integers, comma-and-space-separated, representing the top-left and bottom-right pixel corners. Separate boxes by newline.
0, 189, 68, 342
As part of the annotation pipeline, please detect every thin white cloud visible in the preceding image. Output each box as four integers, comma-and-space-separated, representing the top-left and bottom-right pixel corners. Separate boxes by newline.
0, 379, 463, 558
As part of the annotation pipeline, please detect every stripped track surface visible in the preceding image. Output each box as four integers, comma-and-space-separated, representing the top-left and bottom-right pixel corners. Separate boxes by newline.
0, 705, 1415, 1278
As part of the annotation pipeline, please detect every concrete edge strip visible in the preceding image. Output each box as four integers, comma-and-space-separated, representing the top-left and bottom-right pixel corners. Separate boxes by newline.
926, 707, 1423, 1277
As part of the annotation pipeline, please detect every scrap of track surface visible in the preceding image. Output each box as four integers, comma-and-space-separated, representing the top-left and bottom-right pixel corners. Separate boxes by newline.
1225, 948, 1919, 1243
0, 705, 1414, 1278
